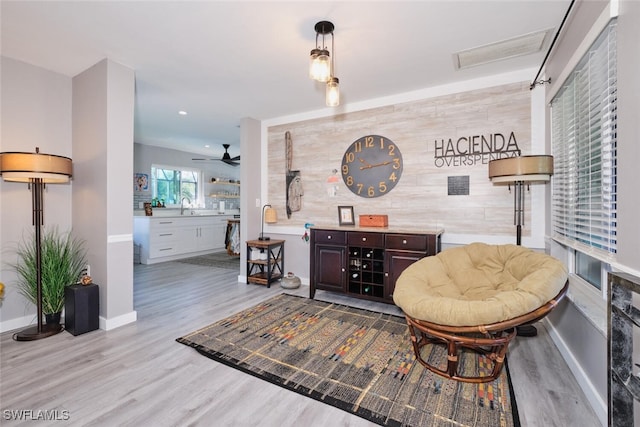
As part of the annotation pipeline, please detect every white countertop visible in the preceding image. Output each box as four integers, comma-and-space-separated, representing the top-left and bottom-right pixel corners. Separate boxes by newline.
133, 209, 240, 218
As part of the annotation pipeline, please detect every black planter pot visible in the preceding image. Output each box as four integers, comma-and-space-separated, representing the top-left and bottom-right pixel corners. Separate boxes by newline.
45, 312, 62, 325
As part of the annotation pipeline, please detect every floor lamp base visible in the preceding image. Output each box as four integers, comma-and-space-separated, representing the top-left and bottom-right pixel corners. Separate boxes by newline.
516, 324, 538, 337
13, 323, 64, 341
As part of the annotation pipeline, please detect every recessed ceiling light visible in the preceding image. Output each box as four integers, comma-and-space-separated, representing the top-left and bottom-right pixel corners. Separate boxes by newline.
178, 110, 187, 115
453, 29, 552, 70
204, 145, 210, 148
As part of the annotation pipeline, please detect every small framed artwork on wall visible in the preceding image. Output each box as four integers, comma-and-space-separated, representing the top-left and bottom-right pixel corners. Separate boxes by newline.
338, 206, 355, 226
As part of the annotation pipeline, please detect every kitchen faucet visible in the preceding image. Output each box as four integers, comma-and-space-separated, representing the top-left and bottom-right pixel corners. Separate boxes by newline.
180, 197, 191, 215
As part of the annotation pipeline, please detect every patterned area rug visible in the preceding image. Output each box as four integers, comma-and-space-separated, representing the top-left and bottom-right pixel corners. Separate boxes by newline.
174, 251, 240, 270
177, 294, 519, 426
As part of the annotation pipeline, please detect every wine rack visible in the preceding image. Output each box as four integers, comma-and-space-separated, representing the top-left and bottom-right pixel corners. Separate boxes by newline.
348, 246, 385, 298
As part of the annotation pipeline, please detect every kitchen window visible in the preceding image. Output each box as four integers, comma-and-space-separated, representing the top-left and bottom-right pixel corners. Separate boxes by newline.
151, 165, 202, 206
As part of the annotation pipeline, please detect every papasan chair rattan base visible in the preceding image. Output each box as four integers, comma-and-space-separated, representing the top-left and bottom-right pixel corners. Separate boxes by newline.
394, 242, 569, 383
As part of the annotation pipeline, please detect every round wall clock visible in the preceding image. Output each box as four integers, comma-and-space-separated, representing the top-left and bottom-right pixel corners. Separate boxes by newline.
341, 135, 403, 198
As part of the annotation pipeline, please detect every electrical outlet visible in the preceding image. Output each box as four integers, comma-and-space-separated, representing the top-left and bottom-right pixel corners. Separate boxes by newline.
85, 264, 91, 277
255, 198, 261, 208
138, 202, 144, 209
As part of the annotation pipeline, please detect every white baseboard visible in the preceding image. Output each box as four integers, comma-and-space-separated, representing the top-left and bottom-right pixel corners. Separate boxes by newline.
100, 310, 137, 331
1, 311, 137, 334
0, 314, 37, 334
543, 318, 607, 426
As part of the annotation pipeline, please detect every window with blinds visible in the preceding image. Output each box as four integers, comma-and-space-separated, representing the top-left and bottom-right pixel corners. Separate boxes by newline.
551, 19, 617, 256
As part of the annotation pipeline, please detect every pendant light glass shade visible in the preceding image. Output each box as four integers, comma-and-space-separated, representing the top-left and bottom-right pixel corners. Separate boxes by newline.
309, 49, 331, 82
326, 77, 340, 107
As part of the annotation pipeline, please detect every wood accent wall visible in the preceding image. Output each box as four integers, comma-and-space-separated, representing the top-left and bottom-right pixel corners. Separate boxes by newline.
267, 82, 532, 237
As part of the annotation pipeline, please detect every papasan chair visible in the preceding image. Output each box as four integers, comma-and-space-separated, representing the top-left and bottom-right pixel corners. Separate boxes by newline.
393, 242, 568, 383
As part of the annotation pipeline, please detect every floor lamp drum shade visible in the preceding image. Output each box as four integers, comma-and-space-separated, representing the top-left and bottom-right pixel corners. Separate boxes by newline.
488, 155, 553, 183
0, 151, 72, 183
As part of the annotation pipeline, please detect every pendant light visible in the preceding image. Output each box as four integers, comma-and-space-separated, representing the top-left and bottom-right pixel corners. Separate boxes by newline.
326, 77, 340, 107
309, 21, 333, 82
309, 21, 340, 107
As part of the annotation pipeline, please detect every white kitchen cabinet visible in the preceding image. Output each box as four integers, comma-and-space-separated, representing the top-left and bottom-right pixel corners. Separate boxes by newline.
134, 215, 228, 264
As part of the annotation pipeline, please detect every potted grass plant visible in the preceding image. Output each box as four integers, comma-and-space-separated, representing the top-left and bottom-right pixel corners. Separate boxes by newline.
10, 227, 87, 325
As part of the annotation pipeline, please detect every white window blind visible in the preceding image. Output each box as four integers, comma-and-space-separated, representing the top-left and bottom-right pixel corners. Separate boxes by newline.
551, 19, 617, 255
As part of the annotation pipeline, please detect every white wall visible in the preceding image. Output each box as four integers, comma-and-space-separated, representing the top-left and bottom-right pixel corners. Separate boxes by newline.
239, 117, 262, 280
72, 59, 136, 329
0, 57, 73, 332
616, 0, 640, 272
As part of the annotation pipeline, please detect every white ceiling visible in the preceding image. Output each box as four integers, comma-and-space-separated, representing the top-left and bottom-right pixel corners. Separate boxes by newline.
1, 1, 571, 159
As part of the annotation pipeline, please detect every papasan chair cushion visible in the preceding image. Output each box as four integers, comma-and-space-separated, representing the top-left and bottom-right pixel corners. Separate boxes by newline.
393, 242, 568, 327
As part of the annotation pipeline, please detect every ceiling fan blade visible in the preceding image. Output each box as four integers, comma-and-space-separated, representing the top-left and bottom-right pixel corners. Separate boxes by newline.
231, 155, 240, 161
222, 159, 240, 167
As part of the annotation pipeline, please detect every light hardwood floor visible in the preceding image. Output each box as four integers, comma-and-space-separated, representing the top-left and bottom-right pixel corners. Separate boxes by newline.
1, 260, 601, 426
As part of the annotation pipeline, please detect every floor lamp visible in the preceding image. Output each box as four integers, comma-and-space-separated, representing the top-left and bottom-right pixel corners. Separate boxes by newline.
488, 155, 554, 336
0, 147, 73, 341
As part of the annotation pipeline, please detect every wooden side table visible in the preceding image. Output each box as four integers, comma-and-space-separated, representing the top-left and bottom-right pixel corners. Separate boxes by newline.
246, 239, 284, 288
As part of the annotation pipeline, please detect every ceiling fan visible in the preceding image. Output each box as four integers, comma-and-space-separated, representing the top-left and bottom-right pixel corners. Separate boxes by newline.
192, 144, 240, 166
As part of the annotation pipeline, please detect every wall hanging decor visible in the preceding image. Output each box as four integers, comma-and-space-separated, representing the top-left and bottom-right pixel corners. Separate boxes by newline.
285, 131, 303, 218
341, 135, 403, 198
135, 173, 149, 191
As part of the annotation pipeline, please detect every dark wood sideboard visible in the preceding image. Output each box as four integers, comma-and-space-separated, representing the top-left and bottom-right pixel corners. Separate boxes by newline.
309, 227, 443, 304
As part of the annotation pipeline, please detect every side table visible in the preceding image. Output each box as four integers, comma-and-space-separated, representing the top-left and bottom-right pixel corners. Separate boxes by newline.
246, 239, 284, 288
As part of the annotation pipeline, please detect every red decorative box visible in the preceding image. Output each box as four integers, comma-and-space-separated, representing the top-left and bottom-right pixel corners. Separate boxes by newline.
359, 214, 389, 227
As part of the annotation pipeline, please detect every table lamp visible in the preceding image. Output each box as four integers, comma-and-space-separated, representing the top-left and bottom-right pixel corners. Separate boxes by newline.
259, 204, 277, 241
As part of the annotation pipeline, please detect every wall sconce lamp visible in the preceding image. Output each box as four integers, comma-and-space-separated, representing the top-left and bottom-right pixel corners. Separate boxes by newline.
259, 204, 277, 241
488, 155, 554, 246
309, 21, 340, 107
0, 147, 73, 341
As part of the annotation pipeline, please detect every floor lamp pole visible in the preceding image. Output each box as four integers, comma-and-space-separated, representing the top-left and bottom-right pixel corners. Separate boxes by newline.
14, 178, 63, 341
513, 179, 539, 337
514, 180, 525, 246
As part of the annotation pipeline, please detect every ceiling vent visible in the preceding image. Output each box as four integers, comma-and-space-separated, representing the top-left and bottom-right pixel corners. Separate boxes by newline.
453, 29, 552, 70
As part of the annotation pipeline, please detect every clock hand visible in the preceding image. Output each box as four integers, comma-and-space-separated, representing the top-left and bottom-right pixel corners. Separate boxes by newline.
361, 161, 391, 170
358, 158, 373, 170
371, 161, 391, 168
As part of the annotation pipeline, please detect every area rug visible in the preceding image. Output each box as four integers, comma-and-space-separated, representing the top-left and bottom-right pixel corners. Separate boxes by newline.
176, 294, 520, 427
174, 251, 240, 270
